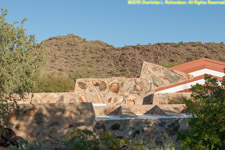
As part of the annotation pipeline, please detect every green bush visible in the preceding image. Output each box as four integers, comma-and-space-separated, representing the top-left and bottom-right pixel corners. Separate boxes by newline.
0, 9, 44, 133
64, 129, 100, 150
168, 97, 185, 104
178, 73, 225, 150
33, 73, 74, 92
69, 67, 95, 81
10, 138, 52, 150
64, 129, 143, 150
99, 131, 143, 150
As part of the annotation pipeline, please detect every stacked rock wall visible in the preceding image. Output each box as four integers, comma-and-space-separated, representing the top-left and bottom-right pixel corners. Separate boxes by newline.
9, 103, 95, 142
15, 92, 190, 108
140, 61, 192, 88
153, 93, 192, 105
94, 104, 186, 116
5, 61, 194, 147
16, 93, 77, 104
94, 118, 188, 147
7, 100, 188, 147
75, 77, 154, 106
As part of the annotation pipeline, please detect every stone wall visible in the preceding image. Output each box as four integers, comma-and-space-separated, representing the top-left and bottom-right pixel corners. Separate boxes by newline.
7, 101, 189, 147
94, 117, 188, 147
17, 93, 77, 104
16, 92, 106, 104
75, 77, 154, 105
2, 60, 194, 148
94, 104, 186, 116
6, 95, 189, 148
9, 102, 95, 142
14, 92, 190, 115
140, 61, 192, 88
16, 92, 191, 106
153, 93, 192, 105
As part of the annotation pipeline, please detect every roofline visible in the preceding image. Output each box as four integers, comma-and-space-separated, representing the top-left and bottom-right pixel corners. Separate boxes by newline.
171, 58, 225, 71
171, 58, 225, 73
155, 75, 223, 92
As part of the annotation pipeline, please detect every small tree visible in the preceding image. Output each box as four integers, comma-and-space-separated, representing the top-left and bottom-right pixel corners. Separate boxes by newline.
179, 72, 225, 150
0, 9, 44, 133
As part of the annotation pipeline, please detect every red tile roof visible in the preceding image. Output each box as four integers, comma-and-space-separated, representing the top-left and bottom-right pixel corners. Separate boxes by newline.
155, 75, 223, 92
155, 58, 225, 93
171, 58, 225, 73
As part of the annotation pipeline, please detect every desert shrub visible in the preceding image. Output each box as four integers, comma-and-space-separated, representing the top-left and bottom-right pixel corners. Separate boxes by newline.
9, 138, 52, 150
0, 9, 44, 133
178, 73, 225, 150
179, 41, 184, 44
142, 138, 176, 150
168, 97, 185, 104
91, 56, 96, 59
99, 131, 143, 150
51, 59, 56, 63
33, 73, 74, 92
69, 67, 95, 81
64, 129, 100, 150
58, 68, 64, 72
64, 129, 143, 150
160, 62, 181, 68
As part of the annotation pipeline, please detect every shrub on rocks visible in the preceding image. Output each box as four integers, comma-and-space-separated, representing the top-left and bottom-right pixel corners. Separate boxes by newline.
179, 73, 225, 149
0, 9, 44, 134
63, 129, 143, 150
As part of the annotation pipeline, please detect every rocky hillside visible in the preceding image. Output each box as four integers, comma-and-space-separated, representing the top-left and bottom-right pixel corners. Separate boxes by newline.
38, 34, 225, 79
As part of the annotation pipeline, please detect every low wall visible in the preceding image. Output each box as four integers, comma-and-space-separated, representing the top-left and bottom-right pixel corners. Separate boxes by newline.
9, 103, 95, 142
94, 117, 188, 146
94, 104, 186, 116
13, 93, 77, 104
6, 101, 189, 148
75, 77, 154, 105
75, 78, 153, 96
17, 91, 153, 106
153, 93, 192, 104
7, 92, 190, 147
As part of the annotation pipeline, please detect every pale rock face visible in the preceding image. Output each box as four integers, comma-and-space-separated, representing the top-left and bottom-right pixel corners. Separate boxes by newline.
119, 80, 135, 95
153, 93, 191, 105
140, 61, 192, 88
74, 77, 154, 106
